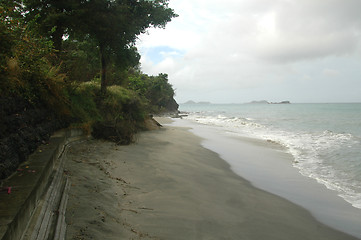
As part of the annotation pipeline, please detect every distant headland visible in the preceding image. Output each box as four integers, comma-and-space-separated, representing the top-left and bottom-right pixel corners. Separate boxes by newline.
182, 100, 291, 104
183, 100, 212, 104
248, 100, 291, 104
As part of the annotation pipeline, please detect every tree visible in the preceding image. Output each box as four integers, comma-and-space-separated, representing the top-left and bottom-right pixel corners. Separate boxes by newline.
75, 0, 177, 94
60, 37, 100, 83
127, 71, 176, 111
22, 0, 78, 53
22, 0, 177, 94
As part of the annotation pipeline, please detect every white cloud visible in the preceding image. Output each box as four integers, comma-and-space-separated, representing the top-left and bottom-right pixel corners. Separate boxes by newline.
323, 68, 340, 77
137, 0, 361, 103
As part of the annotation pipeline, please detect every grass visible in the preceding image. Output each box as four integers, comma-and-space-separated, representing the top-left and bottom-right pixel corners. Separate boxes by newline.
68, 80, 147, 142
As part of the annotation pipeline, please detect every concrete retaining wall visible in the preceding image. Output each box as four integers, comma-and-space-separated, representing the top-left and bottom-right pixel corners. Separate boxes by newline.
0, 129, 85, 240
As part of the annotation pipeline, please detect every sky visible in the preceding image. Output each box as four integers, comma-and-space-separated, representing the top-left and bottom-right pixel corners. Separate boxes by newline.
136, 0, 361, 104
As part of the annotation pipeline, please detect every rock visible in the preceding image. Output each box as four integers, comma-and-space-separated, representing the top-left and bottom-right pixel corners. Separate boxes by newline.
164, 97, 179, 112
0, 96, 68, 180
144, 117, 162, 131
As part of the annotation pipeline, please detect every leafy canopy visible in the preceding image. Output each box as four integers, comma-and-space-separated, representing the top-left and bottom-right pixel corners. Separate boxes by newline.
22, 0, 177, 93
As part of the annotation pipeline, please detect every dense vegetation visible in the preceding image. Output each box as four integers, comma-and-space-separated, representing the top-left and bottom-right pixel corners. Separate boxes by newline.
0, 0, 178, 179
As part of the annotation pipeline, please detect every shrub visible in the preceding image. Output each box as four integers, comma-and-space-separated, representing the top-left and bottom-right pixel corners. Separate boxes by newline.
68, 81, 102, 127
92, 85, 147, 144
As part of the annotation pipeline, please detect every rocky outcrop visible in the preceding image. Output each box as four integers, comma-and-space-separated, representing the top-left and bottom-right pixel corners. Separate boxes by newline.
0, 97, 68, 180
164, 97, 179, 113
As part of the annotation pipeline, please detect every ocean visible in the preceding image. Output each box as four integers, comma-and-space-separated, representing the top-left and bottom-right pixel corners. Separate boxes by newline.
178, 103, 361, 210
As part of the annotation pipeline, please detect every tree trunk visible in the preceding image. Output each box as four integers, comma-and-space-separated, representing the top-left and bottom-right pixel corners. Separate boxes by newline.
100, 44, 107, 94
52, 23, 64, 54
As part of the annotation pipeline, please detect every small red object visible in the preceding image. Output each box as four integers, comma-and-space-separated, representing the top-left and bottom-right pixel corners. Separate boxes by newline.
7, 187, 11, 194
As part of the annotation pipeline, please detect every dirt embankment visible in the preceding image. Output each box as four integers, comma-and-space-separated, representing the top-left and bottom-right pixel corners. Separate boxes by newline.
0, 97, 68, 180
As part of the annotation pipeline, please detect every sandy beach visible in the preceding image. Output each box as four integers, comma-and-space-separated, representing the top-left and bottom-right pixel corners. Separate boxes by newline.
64, 118, 359, 239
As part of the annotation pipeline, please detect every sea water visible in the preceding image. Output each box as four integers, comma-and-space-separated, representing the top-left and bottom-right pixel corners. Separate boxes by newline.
178, 103, 361, 210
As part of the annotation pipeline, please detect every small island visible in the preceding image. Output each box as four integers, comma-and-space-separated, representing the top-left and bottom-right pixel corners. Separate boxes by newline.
271, 101, 291, 104
248, 100, 291, 104
249, 100, 270, 104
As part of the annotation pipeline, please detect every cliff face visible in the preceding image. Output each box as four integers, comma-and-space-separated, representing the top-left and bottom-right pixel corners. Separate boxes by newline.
164, 97, 179, 113
0, 97, 67, 180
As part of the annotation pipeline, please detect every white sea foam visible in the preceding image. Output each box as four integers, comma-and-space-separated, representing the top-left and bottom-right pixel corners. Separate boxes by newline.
183, 111, 361, 209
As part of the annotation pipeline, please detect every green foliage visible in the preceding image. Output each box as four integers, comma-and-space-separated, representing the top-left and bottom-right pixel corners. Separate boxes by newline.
61, 38, 100, 83
127, 73, 148, 96
101, 85, 146, 136
68, 81, 147, 142
68, 81, 102, 124
22, 0, 177, 93
127, 71, 176, 112
99, 85, 147, 143
0, 3, 69, 117
22, 0, 79, 52
1, 0, 178, 145
147, 73, 175, 109
1, 3, 22, 80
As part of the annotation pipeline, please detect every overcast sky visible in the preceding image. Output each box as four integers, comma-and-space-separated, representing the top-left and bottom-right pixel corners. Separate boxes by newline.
136, 0, 361, 103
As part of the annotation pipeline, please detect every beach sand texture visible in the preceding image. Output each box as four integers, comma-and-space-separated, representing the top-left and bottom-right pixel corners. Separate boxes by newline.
64, 120, 358, 240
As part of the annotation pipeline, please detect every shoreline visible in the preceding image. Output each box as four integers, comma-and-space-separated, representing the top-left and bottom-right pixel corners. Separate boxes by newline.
169, 117, 361, 238
64, 118, 360, 239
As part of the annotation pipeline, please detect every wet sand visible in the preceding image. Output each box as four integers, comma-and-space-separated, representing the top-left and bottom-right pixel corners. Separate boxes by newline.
64, 119, 359, 239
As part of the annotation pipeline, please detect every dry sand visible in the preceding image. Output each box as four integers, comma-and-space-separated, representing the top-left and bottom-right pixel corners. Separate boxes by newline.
64, 119, 359, 240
